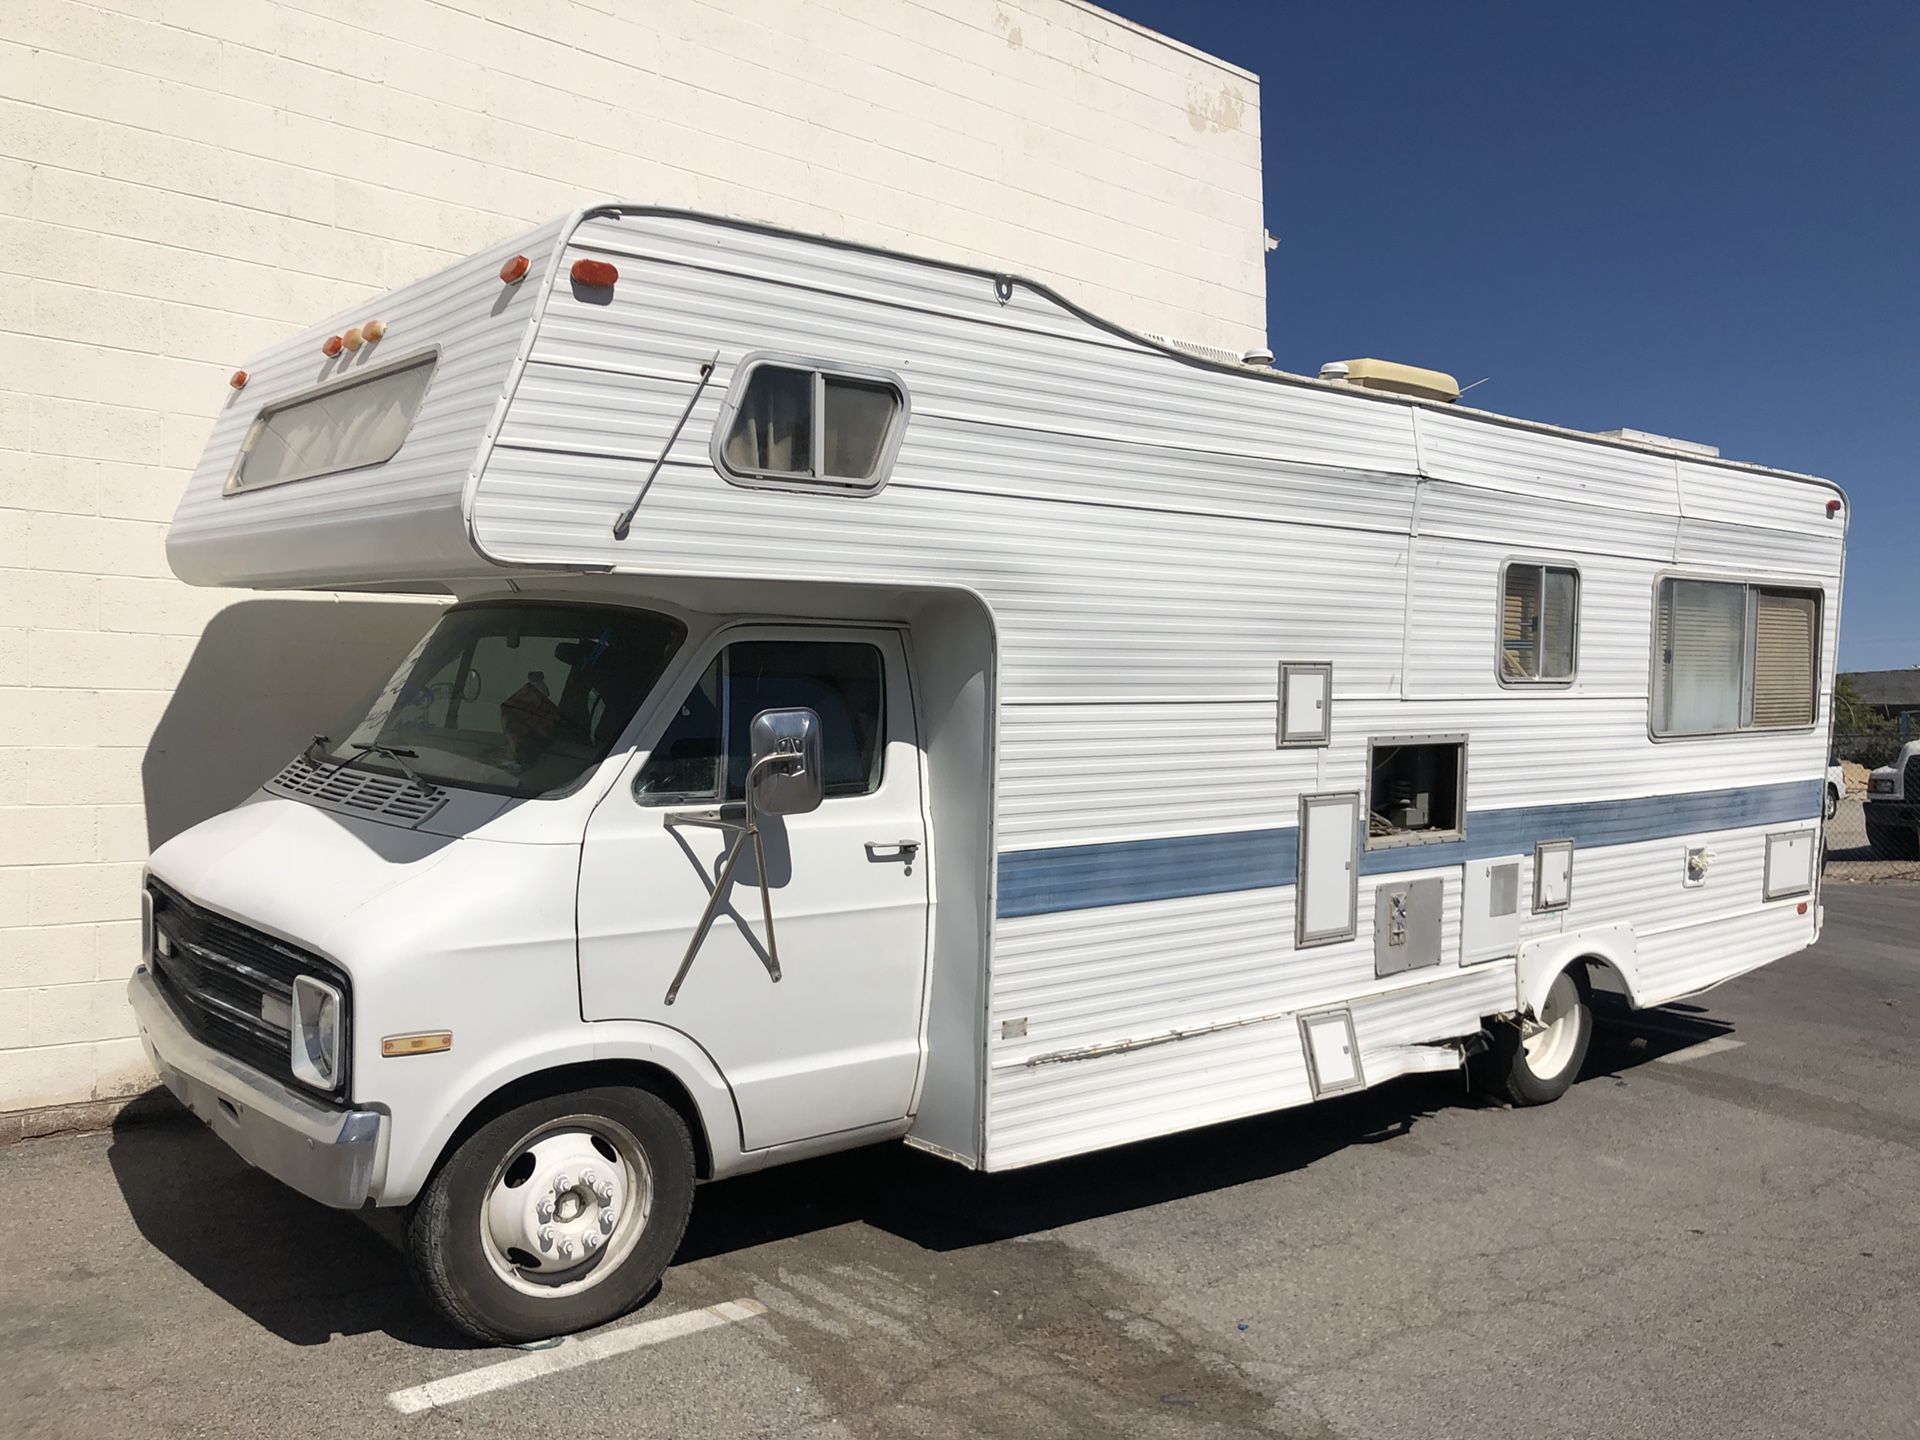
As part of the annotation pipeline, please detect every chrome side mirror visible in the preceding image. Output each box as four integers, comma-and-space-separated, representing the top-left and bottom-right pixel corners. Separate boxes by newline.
748, 707, 823, 817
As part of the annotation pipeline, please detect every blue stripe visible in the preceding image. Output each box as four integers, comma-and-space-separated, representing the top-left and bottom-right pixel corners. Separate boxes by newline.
995, 779, 1821, 919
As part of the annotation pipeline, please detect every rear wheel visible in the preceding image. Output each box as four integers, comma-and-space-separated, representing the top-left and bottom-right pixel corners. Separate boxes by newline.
406, 1086, 695, 1344
1473, 966, 1593, 1106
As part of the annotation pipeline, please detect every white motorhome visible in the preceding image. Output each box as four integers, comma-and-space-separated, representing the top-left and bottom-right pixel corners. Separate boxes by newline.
134, 206, 1846, 1343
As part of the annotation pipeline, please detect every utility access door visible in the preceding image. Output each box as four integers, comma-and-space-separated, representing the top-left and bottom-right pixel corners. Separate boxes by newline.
578, 627, 930, 1151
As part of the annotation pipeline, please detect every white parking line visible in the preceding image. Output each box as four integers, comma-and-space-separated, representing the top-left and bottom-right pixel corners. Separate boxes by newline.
387, 1298, 767, 1415
1653, 1036, 1746, 1065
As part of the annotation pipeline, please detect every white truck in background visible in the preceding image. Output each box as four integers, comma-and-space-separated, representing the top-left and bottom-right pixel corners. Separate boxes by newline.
132, 205, 1845, 1343
1865, 743, 1920, 856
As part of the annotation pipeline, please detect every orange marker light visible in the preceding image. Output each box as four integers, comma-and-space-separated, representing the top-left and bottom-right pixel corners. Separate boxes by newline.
362, 319, 386, 343
381, 1031, 453, 1058
321, 335, 343, 357
229, 370, 249, 390
570, 258, 618, 287
499, 254, 530, 284
342, 326, 364, 352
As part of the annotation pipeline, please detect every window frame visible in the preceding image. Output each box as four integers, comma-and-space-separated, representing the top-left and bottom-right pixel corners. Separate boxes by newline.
225, 349, 439, 495
1647, 572, 1824, 741
710, 351, 910, 496
1363, 733, 1469, 851
631, 631, 892, 808
1496, 558, 1580, 688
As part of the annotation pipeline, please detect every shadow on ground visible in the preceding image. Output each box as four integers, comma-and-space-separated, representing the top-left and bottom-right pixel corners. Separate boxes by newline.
105, 1002, 1732, 1350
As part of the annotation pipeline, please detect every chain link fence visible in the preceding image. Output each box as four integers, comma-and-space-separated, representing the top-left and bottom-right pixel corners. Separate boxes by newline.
1825, 725, 1920, 883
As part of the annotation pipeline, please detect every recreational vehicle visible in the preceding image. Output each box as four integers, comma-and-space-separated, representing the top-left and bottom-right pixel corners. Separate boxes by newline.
132, 206, 1846, 1343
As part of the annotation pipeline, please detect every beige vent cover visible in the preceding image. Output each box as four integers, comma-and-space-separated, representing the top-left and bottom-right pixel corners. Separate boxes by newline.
1320, 358, 1461, 403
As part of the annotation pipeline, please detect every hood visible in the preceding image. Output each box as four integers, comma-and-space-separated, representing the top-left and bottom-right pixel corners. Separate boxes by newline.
146, 793, 463, 962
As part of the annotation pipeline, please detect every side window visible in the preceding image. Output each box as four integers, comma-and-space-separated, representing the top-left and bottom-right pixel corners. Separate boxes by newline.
717, 360, 906, 491
635, 641, 886, 803
634, 656, 722, 802
1500, 562, 1578, 683
1652, 579, 1820, 735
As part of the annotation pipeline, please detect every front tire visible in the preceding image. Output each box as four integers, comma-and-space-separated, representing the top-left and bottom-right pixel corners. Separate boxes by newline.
1473, 966, 1593, 1106
406, 1086, 695, 1345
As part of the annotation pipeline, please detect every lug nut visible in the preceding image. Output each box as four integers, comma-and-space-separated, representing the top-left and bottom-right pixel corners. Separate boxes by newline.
536, 1197, 553, 1221
581, 1168, 598, 1189
599, 1209, 616, 1233
559, 1238, 576, 1259
583, 1231, 601, 1252
595, 1180, 615, 1204
555, 1173, 572, 1193
539, 1225, 554, 1249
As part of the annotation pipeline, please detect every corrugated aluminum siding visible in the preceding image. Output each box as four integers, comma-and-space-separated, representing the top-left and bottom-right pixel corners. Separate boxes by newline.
167, 219, 566, 588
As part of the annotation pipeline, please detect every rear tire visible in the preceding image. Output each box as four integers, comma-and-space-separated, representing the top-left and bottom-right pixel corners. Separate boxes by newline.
406, 1086, 695, 1345
1473, 966, 1593, 1106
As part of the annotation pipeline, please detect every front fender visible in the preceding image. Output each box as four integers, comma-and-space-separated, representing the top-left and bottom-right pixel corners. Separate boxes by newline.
1516, 924, 1641, 1018
376, 1021, 745, 1205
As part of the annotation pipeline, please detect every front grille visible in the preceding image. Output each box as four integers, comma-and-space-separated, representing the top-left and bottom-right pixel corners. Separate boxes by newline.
147, 879, 351, 1099
266, 752, 448, 825
1905, 754, 1920, 802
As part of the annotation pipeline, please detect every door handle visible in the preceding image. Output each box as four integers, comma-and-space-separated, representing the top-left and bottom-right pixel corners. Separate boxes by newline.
865, 839, 921, 859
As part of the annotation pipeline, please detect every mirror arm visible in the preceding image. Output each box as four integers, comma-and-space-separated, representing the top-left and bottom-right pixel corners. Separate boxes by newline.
660, 751, 802, 1005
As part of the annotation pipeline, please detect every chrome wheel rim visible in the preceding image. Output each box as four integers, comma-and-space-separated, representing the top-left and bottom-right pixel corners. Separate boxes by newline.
1523, 971, 1582, 1080
480, 1116, 652, 1299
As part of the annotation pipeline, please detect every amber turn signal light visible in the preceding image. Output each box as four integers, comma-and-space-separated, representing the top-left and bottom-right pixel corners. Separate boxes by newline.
321, 335, 343, 357
363, 319, 386, 342
229, 370, 248, 390
381, 1031, 453, 1058
500, 254, 531, 284
570, 258, 618, 287
342, 326, 364, 352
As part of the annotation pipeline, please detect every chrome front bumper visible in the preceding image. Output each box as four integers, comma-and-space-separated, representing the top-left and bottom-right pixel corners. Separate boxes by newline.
129, 966, 385, 1209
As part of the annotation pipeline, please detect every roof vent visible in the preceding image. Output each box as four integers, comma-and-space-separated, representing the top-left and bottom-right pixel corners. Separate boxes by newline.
1319, 358, 1460, 404
1241, 347, 1274, 368
1593, 427, 1720, 459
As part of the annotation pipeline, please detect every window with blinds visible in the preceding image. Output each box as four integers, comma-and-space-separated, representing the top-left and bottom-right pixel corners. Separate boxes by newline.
1751, 590, 1817, 727
1500, 562, 1578, 683
1652, 579, 1820, 736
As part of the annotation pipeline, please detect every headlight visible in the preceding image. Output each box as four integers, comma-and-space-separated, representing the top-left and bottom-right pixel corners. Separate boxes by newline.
1869, 776, 1895, 795
290, 975, 345, 1091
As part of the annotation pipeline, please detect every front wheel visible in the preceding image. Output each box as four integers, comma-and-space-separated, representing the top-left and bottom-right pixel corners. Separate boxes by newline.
1473, 966, 1593, 1106
406, 1086, 696, 1344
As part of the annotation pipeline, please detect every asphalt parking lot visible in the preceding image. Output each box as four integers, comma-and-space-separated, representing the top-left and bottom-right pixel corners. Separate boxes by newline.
3, 884, 1915, 1440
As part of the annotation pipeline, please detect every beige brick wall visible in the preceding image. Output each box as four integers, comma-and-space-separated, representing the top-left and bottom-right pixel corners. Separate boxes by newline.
0, 0, 1265, 1112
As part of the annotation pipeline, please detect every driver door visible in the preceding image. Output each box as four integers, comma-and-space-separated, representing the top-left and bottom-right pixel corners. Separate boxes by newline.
577, 626, 931, 1151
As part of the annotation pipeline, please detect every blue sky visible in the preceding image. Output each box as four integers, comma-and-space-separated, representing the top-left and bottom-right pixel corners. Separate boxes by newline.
1107, 1, 1916, 671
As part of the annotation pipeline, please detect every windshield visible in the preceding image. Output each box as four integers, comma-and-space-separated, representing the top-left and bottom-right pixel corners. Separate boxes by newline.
331, 601, 686, 800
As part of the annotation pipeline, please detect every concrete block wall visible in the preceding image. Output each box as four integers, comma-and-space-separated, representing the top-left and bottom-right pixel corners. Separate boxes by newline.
0, 0, 1265, 1113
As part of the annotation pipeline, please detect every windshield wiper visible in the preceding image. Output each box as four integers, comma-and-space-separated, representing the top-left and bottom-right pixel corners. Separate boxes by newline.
344, 741, 434, 795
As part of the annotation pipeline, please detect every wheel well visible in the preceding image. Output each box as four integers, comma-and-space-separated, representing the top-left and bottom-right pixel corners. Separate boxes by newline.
434, 1061, 715, 1186
1578, 954, 1632, 1006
